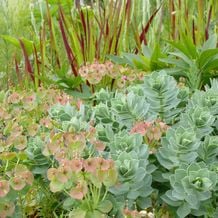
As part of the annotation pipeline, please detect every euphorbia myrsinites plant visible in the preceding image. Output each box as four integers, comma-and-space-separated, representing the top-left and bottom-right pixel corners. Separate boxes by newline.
0, 72, 217, 217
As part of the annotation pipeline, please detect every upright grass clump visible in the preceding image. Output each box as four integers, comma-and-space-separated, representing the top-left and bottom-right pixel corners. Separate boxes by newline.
167, 0, 218, 45
1, 0, 162, 91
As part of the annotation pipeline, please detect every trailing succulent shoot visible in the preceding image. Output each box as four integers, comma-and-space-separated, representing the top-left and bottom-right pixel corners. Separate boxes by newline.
179, 106, 215, 138
109, 144, 154, 209
198, 136, 218, 165
109, 130, 144, 155
95, 103, 115, 124
143, 71, 181, 123
49, 103, 91, 132
187, 90, 218, 116
94, 88, 114, 104
156, 127, 201, 169
96, 129, 155, 210
156, 79, 218, 217
94, 91, 152, 130
161, 162, 217, 218
111, 92, 152, 128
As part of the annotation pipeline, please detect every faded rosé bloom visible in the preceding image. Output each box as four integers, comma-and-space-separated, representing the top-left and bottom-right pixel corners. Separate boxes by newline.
92, 140, 105, 152
71, 133, 86, 152
20, 171, 34, 185
10, 176, 26, 190
70, 159, 83, 173
11, 124, 23, 138
55, 148, 67, 161
47, 168, 58, 181
55, 94, 70, 105
84, 158, 97, 173
127, 73, 136, 82
56, 165, 71, 183
130, 121, 152, 135
47, 142, 61, 155
0, 108, 11, 120
63, 133, 74, 146
79, 61, 111, 84
23, 94, 36, 105
152, 127, 162, 141
86, 126, 96, 140
69, 182, 88, 200
97, 158, 110, 171
159, 121, 169, 132
0, 180, 10, 197
116, 78, 126, 88
22, 94, 37, 111
105, 61, 114, 71
40, 117, 52, 129
108, 67, 118, 78
76, 100, 83, 110
87, 72, 102, 84
137, 71, 145, 80
14, 135, 27, 150
130, 210, 140, 217
8, 92, 21, 104
108, 159, 115, 168
0, 202, 15, 217
79, 66, 88, 77
27, 123, 39, 136
0, 109, 4, 118
130, 122, 146, 135
146, 127, 162, 141
123, 208, 132, 216
5, 135, 15, 147
122, 75, 128, 81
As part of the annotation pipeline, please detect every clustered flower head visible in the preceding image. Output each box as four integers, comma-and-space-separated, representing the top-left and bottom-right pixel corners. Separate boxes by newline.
0, 164, 33, 199
0, 202, 15, 218
130, 119, 168, 146
0, 88, 74, 217
43, 131, 87, 160
78, 60, 144, 86
47, 156, 117, 200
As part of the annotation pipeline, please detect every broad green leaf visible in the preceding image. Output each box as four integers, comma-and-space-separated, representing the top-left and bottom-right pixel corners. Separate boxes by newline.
69, 209, 86, 218
0, 35, 20, 48
85, 210, 103, 218
202, 34, 217, 51
177, 202, 191, 218
63, 197, 75, 210
168, 52, 193, 66
198, 49, 218, 69
97, 200, 113, 213
181, 34, 198, 59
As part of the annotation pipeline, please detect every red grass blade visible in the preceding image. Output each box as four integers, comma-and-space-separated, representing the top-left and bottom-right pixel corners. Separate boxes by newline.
139, 4, 162, 45
59, 7, 78, 77
19, 39, 34, 81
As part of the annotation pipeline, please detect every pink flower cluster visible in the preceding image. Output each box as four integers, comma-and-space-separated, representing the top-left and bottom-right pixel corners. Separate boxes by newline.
79, 60, 117, 84
130, 120, 169, 148
0, 202, 15, 218
78, 60, 144, 86
47, 157, 116, 200
0, 165, 33, 197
